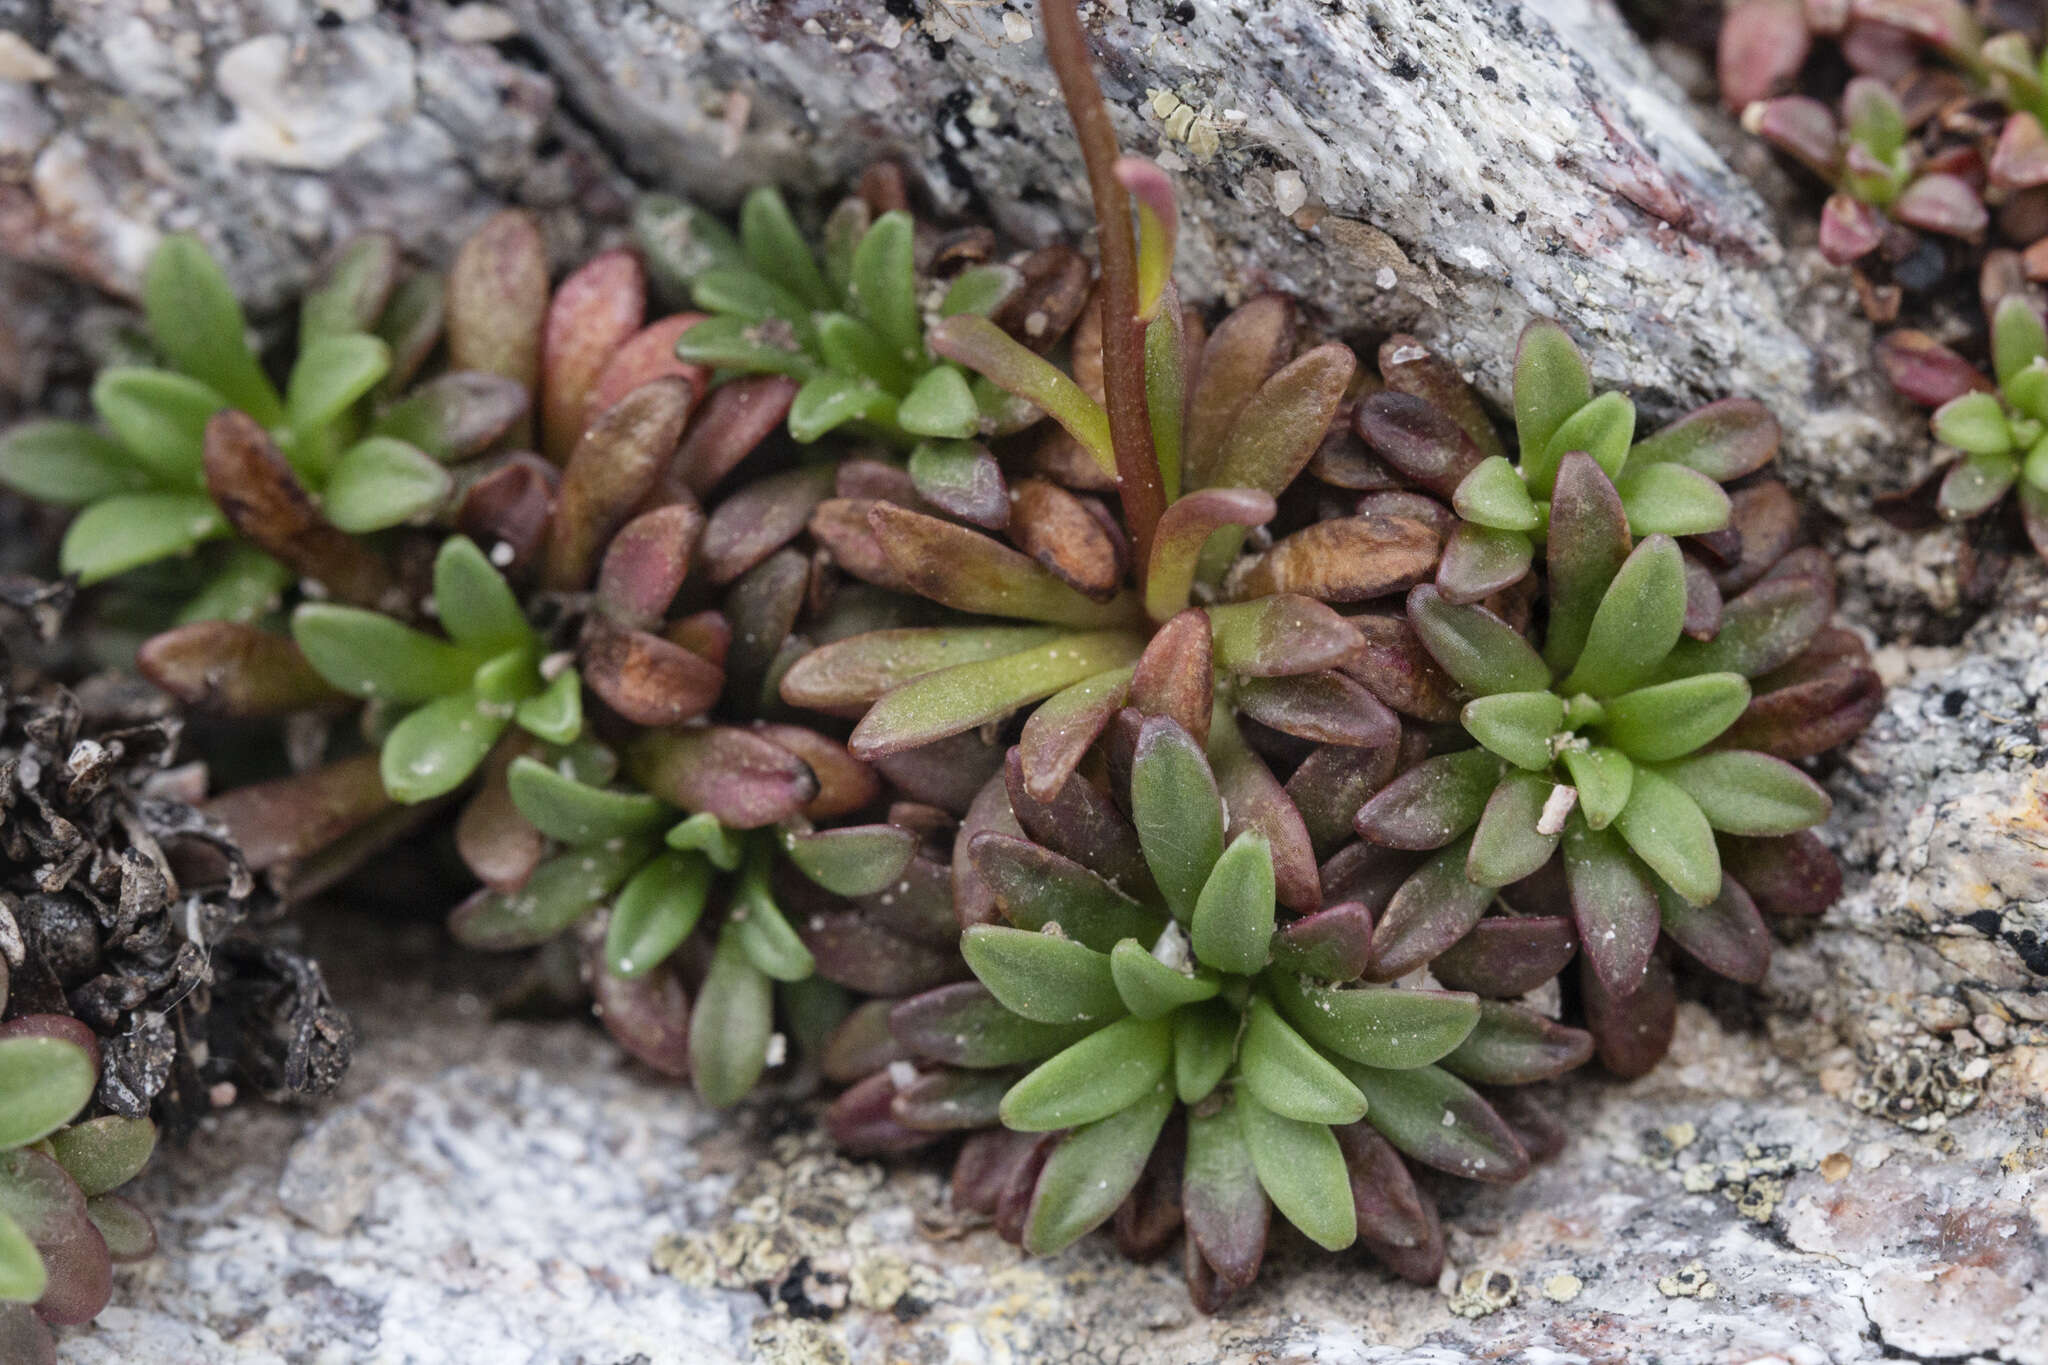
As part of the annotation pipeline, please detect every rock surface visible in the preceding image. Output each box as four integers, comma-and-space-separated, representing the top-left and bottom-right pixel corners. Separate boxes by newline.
0, 0, 2039, 1362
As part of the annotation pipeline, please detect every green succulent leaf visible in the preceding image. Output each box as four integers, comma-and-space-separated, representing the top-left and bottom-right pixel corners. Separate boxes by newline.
1599, 673, 1751, 762
1611, 763, 1721, 905
1656, 751, 1832, 835
300, 235, 398, 346
144, 234, 284, 426
1560, 534, 1686, 698
1131, 719, 1227, 923
1467, 769, 1562, 888
1933, 392, 2013, 456
850, 209, 921, 361
928, 315, 1114, 477
1239, 997, 1369, 1124
605, 851, 711, 978
962, 925, 1125, 1025
0, 1208, 45, 1303
1560, 744, 1633, 830
1022, 1083, 1172, 1255
1844, 78, 1907, 159
0, 421, 149, 506
815, 311, 913, 390
1342, 1062, 1528, 1182
1109, 937, 1220, 1019
433, 536, 531, 655
731, 848, 815, 983
89, 367, 227, 486
44, 1117, 155, 1198
781, 626, 1066, 709
1191, 832, 1277, 975
380, 689, 506, 803
635, 195, 746, 298
849, 630, 1143, 758
739, 185, 834, 311
286, 333, 391, 448
691, 921, 775, 1107
1513, 320, 1594, 492
1995, 293, 2048, 387
897, 366, 979, 439
59, 491, 225, 585
513, 668, 583, 744
1000, 1015, 1172, 1131
1182, 1102, 1267, 1282
1461, 691, 1564, 770
1941, 449, 2020, 518
1270, 974, 1480, 1069
506, 756, 670, 843
1613, 461, 1732, 536
1408, 586, 1550, 696
941, 263, 1018, 319
783, 824, 917, 897
449, 838, 654, 949
692, 268, 817, 343
788, 372, 897, 443
292, 603, 476, 702
1237, 1093, 1356, 1251
891, 986, 1097, 1068
971, 835, 1164, 953
1453, 455, 1540, 531
667, 811, 745, 869
0, 1036, 95, 1148
322, 436, 450, 532
1542, 390, 1636, 483
176, 544, 293, 625
672, 314, 815, 378
1659, 575, 1829, 681
1173, 998, 1239, 1104
1146, 304, 1187, 500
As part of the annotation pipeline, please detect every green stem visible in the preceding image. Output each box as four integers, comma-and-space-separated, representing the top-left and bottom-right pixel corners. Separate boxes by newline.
1040, 0, 1165, 575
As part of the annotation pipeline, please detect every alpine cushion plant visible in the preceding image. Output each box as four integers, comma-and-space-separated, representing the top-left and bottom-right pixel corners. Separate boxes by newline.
0, 231, 523, 615
1924, 292, 2048, 553
0, 1020, 158, 1362
643, 169, 1088, 449
824, 721, 1588, 1311
1359, 318, 1779, 607
1357, 452, 1878, 1075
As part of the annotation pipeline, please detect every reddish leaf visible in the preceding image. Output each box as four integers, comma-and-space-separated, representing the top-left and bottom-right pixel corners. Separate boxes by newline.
1875, 330, 1993, 408
1008, 477, 1124, 599
1375, 334, 1505, 461
628, 726, 816, 827
1819, 194, 1886, 265
1580, 950, 1676, 1079
1227, 514, 1441, 604
542, 377, 693, 589
1717, 479, 1801, 595
1660, 876, 1773, 983
1430, 914, 1578, 998
586, 313, 710, 427
1366, 838, 1495, 980
873, 729, 1006, 816
203, 755, 392, 871
1184, 293, 1297, 486
954, 773, 1022, 930
1719, 0, 1813, 108
1355, 390, 1485, 498
203, 412, 393, 608
673, 374, 798, 496
1017, 665, 1131, 801
455, 454, 557, 579
446, 209, 548, 444
821, 999, 904, 1083
137, 622, 340, 716
0, 1148, 110, 1326
1726, 664, 1883, 758
590, 956, 691, 1078
801, 912, 968, 995
1891, 173, 1988, 239
1129, 609, 1214, 745
753, 722, 879, 820
699, 465, 835, 587
1236, 671, 1399, 748
827, 1071, 942, 1155
870, 502, 1141, 628
1003, 748, 1153, 895
541, 247, 647, 462
1440, 1002, 1595, 1084
1285, 742, 1399, 857
1721, 830, 1842, 916
1270, 901, 1375, 982
1338, 613, 1461, 722
582, 616, 724, 727
1210, 594, 1365, 678
455, 745, 544, 893
595, 503, 701, 630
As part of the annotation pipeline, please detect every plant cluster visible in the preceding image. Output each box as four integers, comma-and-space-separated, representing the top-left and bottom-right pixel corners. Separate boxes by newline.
1719, 0, 2048, 565
0, 0, 1888, 1319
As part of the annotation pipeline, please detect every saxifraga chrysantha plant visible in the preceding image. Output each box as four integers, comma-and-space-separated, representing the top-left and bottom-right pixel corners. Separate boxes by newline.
1357, 317, 1779, 607
820, 719, 1587, 1310
0, 1021, 157, 1362
0, 231, 528, 614
642, 163, 1090, 451
114, 207, 988, 1106
1355, 448, 1881, 1075
1920, 292, 2048, 551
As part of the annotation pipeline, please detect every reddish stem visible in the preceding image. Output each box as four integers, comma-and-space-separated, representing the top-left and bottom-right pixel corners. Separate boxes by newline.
1040, 0, 1165, 573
